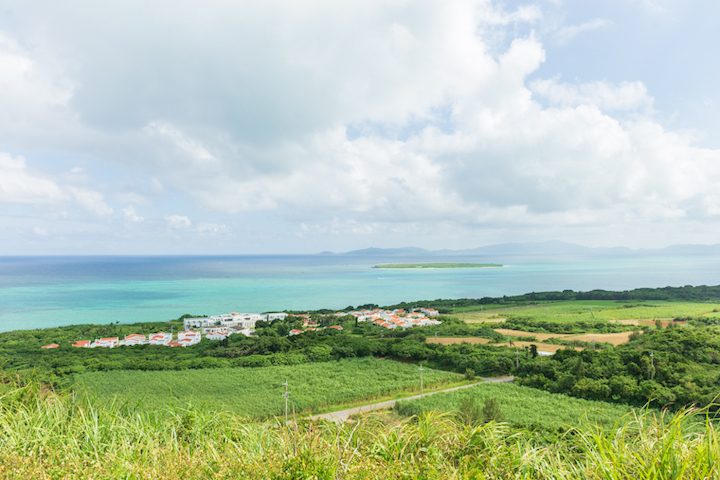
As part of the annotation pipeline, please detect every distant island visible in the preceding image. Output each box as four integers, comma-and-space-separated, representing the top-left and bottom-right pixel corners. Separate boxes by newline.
374, 262, 502, 269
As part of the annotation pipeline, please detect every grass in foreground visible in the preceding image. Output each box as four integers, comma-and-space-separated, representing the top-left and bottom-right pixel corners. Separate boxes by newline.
0, 381, 718, 479
76, 357, 458, 418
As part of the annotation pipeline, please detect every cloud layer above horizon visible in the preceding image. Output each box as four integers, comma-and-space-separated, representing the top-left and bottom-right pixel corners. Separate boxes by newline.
1, 0, 719, 254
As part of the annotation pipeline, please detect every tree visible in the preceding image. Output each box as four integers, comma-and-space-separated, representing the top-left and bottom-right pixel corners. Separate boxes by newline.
482, 398, 503, 422
458, 396, 483, 425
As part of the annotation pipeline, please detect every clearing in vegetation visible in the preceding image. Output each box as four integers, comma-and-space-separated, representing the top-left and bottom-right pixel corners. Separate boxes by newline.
76, 357, 459, 418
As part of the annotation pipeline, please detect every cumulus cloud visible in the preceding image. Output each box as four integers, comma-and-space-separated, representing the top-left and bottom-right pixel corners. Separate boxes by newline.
555, 18, 610, 44
0, 0, 718, 251
531, 78, 654, 112
0, 152, 113, 216
0, 152, 66, 205
165, 215, 192, 229
122, 206, 144, 222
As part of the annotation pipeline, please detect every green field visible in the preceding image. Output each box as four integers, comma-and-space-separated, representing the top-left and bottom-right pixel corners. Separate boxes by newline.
458, 300, 720, 329
394, 381, 636, 430
76, 357, 459, 418
374, 262, 502, 269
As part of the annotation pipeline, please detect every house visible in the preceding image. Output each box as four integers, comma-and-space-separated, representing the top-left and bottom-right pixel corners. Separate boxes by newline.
41, 344, 59, 349
177, 330, 201, 345
205, 332, 230, 340
119, 334, 147, 346
72, 340, 91, 348
91, 337, 119, 348
148, 332, 172, 345
288, 329, 304, 336
328, 325, 343, 330
266, 312, 289, 321
186, 312, 263, 333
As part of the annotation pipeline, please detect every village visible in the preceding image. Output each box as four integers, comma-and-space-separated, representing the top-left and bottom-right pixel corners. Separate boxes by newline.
40, 307, 441, 349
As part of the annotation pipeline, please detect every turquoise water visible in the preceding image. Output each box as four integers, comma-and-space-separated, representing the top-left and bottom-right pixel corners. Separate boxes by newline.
0, 254, 718, 332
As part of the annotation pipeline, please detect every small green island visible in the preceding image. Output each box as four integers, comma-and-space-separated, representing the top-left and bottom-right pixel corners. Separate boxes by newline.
374, 262, 503, 269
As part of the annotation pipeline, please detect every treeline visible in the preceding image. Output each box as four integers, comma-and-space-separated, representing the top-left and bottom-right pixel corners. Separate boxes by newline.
502, 317, 631, 334
516, 325, 720, 409
1, 316, 512, 386
380, 284, 720, 313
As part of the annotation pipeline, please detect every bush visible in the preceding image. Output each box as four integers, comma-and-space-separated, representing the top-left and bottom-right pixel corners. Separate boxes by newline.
482, 398, 503, 422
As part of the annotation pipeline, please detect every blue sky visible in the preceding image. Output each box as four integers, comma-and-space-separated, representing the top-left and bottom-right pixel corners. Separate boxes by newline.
0, 0, 719, 254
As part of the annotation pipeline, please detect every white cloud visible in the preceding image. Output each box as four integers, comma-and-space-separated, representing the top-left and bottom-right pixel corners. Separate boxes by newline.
122, 205, 144, 222
33, 226, 49, 236
555, 18, 610, 44
0, 152, 66, 205
0, 152, 113, 216
195, 222, 228, 234
165, 214, 192, 229
531, 78, 654, 112
67, 187, 113, 217
0, 0, 718, 251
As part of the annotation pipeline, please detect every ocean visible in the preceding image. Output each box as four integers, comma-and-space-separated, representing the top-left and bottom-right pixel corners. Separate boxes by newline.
1, 253, 719, 332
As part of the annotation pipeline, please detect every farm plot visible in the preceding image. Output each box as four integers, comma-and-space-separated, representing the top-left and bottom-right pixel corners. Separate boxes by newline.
394, 382, 634, 430
492, 329, 568, 341
426, 337, 491, 345
491, 341, 575, 353
76, 357, 459, 418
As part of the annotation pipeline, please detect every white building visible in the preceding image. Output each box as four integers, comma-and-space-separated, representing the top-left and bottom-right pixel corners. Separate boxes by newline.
149, 332, 172, 345
177, 330, 201, 346
92, 337, 119, 348
119, 334, 147, 346
184, 312, 263, 332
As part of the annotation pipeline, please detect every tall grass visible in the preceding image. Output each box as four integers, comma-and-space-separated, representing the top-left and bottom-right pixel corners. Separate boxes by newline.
0, 380, 718, 479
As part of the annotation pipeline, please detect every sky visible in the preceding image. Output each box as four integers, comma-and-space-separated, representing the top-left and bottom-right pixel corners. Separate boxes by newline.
1, 0, 719, 254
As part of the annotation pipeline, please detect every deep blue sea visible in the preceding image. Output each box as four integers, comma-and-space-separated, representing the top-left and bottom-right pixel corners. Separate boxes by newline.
1, 253, 719, 333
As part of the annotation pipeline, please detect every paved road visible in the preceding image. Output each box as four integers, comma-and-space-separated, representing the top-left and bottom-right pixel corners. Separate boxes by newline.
309, 376, 514, 423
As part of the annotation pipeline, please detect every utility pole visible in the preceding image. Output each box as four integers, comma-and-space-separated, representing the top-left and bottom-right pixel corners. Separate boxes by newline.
650, 351, 655, 380
515, 348, 519, 369
282, 379, 289, 425
592, 338, 595, 350
419, 364, 424, 397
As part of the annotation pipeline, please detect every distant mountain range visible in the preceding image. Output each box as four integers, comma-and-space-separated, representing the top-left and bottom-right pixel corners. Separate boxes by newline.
319, 240, 720, 256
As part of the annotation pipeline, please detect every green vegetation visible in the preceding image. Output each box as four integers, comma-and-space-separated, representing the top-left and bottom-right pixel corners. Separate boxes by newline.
374, 262, 502, 269
394, 382, 635, 432
383, 284, 720, 313
517, 325, 720, 408
1, 380, 718, 479
77, 358, 458, 418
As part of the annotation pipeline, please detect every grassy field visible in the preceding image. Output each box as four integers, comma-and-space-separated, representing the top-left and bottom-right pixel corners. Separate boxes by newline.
394, 381, 636, 430
76, 357, 459, 418
2, 381, 718, 479
457, 300, 720, 323
374, 263, 502, 269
